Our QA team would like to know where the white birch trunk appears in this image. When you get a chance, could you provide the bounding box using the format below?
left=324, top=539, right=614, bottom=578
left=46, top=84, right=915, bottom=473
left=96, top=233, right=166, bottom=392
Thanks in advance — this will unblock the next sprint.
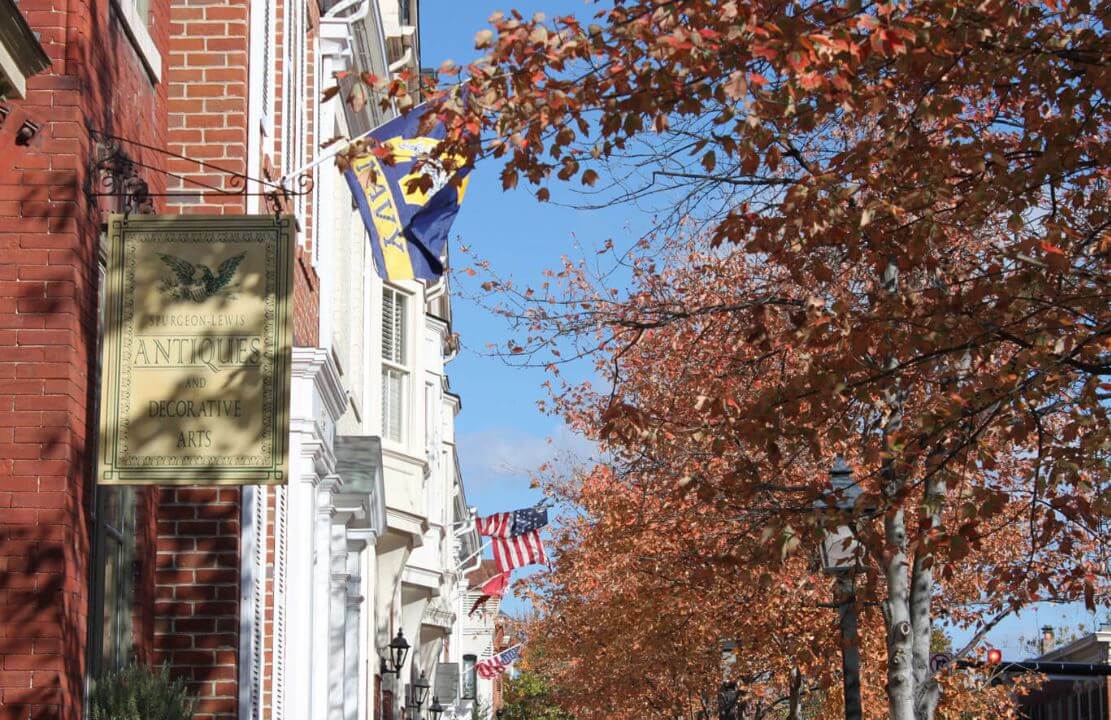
left=880, top=260, right=916, bottom=720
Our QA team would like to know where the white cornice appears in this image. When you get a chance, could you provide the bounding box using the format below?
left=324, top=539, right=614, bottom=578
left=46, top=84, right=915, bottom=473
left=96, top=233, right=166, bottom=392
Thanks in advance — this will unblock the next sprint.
left=292, top=347, right=348, bottom=423
left=386, top=508, right=426, bottom=543
left=402, top=565, right=444, bottom=594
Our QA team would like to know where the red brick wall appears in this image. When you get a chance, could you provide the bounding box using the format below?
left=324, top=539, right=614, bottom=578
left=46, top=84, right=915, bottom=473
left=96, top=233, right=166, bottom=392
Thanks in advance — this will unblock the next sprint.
left=0, top=0, right=168, bottom=716
left=2, top=0, right=326, bottom=715
left=166, top=0, right=249, bottom=215
left=293, top=247, right=320, bottom=347
left=153, top=487, right=241, bottom=720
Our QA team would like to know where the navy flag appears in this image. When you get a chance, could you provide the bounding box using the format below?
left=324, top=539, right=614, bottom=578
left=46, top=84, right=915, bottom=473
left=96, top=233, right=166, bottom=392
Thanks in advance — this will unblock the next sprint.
left=343, top=104, right=470, bottom=282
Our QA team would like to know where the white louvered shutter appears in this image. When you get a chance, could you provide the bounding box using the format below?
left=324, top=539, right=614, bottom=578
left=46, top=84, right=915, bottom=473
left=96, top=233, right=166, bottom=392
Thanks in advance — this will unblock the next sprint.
left=381, top=287, right=408, bottom=442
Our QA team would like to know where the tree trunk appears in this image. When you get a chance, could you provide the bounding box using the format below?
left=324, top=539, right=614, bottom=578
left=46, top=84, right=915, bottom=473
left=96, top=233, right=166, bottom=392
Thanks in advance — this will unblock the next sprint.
left=878, top=259, right=916, bottom=720
left=910, top=468, right=946, bottom=720
left=883, top=504, right=916, bottom=720
left=787, top=667, right=803, bottom=720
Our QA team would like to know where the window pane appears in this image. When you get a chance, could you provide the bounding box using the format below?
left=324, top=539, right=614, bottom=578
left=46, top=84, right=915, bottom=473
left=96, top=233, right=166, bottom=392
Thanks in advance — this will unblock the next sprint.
left=98, top=487, right=136, bottom=672
left=462, top=655, right=476, bottom=699
left=383, top=368, right=406, bottom=442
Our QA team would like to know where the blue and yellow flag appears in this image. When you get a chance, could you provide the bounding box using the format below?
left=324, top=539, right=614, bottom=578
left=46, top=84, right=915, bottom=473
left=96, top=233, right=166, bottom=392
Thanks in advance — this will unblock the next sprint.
left=343, top=105, right=470, bottom=282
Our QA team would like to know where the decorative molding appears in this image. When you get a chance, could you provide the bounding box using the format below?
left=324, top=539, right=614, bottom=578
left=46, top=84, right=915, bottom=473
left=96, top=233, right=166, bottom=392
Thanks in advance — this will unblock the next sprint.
left=238, top=485, right=269, bottom=720
left=292, top=347, right=348, bottom=423
left=272, top=484, right=289, bottom=720
left=421, top=597, right=455, bottom=630
left=386, top=508, right=425, bottom=541
left=401, top=565, right=443, bottom=593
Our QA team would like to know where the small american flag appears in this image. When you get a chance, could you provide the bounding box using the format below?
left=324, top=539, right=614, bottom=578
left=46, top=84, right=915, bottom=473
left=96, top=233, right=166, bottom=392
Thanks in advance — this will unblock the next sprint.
left=476, top=645, right=522, bottom=679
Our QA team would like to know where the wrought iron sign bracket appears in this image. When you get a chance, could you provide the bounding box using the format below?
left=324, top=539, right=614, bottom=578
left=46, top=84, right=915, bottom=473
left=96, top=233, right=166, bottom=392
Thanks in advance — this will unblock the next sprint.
left=85, top=123, right=314, bottom=217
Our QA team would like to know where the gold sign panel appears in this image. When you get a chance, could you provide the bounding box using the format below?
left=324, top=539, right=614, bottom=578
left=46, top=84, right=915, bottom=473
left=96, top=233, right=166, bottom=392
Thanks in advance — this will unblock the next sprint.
left=98, top=215, right=294, bottom=485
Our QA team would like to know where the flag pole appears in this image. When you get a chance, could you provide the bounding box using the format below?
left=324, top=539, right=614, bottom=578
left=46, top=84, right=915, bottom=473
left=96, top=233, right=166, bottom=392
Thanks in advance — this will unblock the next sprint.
left=277, top=99, right=434, bottom=186
left=456, top=539, right=490, bottom=572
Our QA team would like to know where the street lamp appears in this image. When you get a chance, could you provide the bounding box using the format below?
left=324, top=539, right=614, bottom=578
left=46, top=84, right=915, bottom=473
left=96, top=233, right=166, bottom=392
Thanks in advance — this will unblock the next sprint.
left=717, top=682, right=742, bottom=720
left=428, top=696, right=445, bottom=720
left=380, top=629, right=411, bottom=677
left=813, top=456, right=866, bottom=720
left=413, top=671, right=432, bottom=709
left=406, top=701, right=422, bottom=720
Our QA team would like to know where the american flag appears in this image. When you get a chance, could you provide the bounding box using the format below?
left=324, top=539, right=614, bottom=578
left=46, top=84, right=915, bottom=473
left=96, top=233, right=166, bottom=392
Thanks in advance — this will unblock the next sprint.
left=476, top=645, right=522, bottom=679
left=511, top=508, right=548, bottom=535
left=491, top=529, right=547, bottom=574
left=475, top=508, right=549, bottom=538
left=474, top=512, right=513, bottom=538
left=475, top=507, right=550, bottom=573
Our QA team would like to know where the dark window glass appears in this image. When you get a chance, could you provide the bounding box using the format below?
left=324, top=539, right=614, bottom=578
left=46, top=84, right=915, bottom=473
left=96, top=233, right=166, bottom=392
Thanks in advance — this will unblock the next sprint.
left=462, top=655, right=476, bottom=699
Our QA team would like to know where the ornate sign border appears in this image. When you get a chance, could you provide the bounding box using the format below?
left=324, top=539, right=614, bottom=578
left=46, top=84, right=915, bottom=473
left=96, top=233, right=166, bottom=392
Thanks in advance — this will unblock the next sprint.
left=97, top=214, right=294, bottom=485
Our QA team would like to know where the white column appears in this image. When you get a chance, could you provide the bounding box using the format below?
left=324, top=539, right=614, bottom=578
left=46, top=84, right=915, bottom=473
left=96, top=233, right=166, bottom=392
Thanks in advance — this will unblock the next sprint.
left=343, top=535, right=372, bottom=720
left=313, top=478, right=341, bottom=720
left=283, top=435, right=323, bottom=720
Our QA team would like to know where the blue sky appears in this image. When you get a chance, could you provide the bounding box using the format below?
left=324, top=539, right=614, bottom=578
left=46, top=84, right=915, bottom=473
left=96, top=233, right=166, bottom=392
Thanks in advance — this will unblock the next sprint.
left=419, top=0, right=1107, bottom=654
left=421, top=0, right=613, bottom=613
left=421, top=0, right=618, bottom=513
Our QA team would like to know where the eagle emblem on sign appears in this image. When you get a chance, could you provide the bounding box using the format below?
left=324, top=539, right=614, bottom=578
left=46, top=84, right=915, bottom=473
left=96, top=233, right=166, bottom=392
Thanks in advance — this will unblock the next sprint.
left=158, top=253, right=246, bottom=303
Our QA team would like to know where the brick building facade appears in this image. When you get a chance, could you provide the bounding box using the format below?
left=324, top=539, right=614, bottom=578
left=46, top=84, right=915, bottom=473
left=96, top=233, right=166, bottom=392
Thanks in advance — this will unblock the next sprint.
left=0, top=0, right=172, bottom=716
left=0, top=0, right=317, bottom=717
left=1, top=2, right=495, bottom=720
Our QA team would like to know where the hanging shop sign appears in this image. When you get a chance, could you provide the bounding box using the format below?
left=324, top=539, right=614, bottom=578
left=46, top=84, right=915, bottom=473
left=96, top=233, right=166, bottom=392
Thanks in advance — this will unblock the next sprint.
left=97, top=214, right=294, bottom=485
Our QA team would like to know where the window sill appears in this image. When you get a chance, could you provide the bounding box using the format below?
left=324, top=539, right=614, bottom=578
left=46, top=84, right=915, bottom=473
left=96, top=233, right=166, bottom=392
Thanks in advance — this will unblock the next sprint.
left=113, top=0, right=161, bottom=83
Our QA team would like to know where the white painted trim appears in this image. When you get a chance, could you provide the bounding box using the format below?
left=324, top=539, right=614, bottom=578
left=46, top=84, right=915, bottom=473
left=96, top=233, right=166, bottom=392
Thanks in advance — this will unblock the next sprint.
left=292, top=347, right=349, bottom=423
left=401, top=565, right=443, bottom=592
left=247, top=0, right=268, bottom=208
left=0, top=42, right=28, bottom=99
left=238, top=484, right=269, bottom=720
left=112, top=0, right=161, bottom=83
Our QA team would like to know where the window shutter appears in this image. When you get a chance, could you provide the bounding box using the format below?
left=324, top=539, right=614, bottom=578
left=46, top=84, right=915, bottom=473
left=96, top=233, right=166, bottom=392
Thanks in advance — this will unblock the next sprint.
left=382, top=287, right=406, bottom=365
left=381, top=287, right=408, bottom=442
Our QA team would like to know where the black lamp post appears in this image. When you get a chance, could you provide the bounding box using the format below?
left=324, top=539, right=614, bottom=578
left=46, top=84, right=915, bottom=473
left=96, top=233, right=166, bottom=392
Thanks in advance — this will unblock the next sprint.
left=413, top=671, right=432, bottom=709
left=717, top=682, right=742, bottom=720
left=428, top=696, right=445, bottom=720
left=814, top=457, right=864, bottom=720
left=380, top=629, right=411, bottom=677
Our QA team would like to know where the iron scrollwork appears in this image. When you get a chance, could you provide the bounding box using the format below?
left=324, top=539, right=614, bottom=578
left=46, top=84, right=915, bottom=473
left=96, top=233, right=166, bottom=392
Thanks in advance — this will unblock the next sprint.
left=86, top=123, right=315, bottom=217
left=87, top=130, right=155, bottom=216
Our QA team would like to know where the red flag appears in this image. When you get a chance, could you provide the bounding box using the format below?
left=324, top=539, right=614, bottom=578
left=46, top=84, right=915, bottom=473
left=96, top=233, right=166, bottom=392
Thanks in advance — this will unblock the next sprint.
left=468, top=572, right=510, bottom=617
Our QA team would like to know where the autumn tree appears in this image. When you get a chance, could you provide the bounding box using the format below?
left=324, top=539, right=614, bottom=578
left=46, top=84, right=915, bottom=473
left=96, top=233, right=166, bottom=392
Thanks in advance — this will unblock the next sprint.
left=523, top=435, right=1031, bottom=720
left=340, top=0, right=1109, bottom=718
left=499, top=669, right=573, bottom=720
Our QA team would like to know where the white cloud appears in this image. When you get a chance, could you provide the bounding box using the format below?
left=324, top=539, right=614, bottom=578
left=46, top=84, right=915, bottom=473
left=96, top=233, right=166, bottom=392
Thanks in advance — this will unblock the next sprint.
left=457, top=422, right=595, bottom=489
